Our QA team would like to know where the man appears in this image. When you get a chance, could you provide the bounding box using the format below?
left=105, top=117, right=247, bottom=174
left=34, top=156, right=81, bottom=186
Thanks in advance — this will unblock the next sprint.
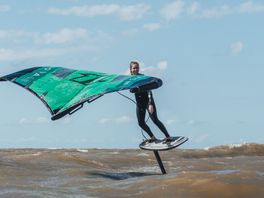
left=129, top=61, right=173, bottom=143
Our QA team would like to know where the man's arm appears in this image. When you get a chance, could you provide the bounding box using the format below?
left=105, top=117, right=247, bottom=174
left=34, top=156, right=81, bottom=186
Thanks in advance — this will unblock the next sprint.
left=148, top=91, right=155, bottom=114
left=148, top=91, right=153, bottom=105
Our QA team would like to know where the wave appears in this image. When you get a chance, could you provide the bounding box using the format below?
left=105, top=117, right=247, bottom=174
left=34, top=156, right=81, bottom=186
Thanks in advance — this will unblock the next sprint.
left=178, top=143, right=264, bottom=158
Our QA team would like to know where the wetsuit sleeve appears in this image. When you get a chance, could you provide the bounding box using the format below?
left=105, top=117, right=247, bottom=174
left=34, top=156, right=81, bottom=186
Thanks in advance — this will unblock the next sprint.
left=148, top=91, right=153, bottom=105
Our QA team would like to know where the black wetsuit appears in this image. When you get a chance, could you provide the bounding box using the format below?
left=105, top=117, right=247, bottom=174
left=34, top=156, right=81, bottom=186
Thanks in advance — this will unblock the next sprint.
left=134, top=75, right=170, bottom=138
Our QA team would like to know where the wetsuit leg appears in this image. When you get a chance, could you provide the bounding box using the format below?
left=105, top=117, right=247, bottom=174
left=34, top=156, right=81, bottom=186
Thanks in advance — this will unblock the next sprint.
left=136, top=106, right=154, bottom=138
left=148, top=102, right=170, bottom=138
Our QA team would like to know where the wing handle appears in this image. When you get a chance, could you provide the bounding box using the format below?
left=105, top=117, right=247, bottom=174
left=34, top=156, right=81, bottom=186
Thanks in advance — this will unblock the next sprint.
left=69, top=104, right=84, bottom=115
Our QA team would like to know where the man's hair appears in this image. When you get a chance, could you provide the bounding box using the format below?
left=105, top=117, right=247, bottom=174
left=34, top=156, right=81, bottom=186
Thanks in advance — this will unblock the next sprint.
left=130, top=61, right=139, bottom=70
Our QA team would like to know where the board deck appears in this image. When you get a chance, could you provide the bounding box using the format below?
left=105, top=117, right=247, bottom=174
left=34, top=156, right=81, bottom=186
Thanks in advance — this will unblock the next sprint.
left=139, top=136, right=188, bottom=151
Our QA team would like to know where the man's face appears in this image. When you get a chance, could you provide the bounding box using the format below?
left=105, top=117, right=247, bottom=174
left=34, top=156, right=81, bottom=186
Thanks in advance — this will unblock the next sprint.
left=130, top=64, right=139, bottom=75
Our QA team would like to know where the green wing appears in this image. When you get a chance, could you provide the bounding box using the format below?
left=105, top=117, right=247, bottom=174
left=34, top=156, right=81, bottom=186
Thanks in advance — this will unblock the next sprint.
left=0, top=66, right=162, bottom=120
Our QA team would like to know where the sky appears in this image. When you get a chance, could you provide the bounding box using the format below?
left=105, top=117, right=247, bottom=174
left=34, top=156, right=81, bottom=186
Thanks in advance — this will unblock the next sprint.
left=0, top=0, right=264, bottom=149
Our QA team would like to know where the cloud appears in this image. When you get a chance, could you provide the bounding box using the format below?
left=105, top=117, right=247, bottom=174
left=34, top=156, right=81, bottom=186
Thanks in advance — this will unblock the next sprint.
left=0, top=29, right=37, bottom=42
left=239, top=1, right=264, bottom=13
left=36, top=117, right=50, bottom=124
left=0, top=28, right=89, bottom=45
left=187, top=2, right=200, bottom=15
left=0, top=47, right=69, bottom=61
left=18, top=116, right=71, bottom=125
left=200, top=5, right=232, bottom=18
left=204, top=1, right=264, bottom=17
left=99, top=115, right=132, bottom=124
left=157, top=61, right=168, bottom=70
left=36, top=28, right=88, bottom=44
left=0, top=48, right=14, bottom=60
left=165, top=118, right=204, bottom=126
left=116, top=116, right=132, bottom=124
left=48, top=4, right=119, bottom=16
left=48, top=3, right=150, bottom=21
left=160, top=1, right=264, bottom=20
left=0, top=28, right=112, bottom=61
left=195, top=133, right=209, bottom=143
left=160, top=0, right=185, bottom=20
left=161, top=1, right=232, bottom=19
left=19, top=116, right=50, bottom=125
left=141, top=61, right=168, bottom=77
left=230, top=41, right=243, bottom=54
left=117, top=4, right=150, bottom=21
left=0, top=5, right=10, bottom=12
left=143, top=23, right=161, bottom=31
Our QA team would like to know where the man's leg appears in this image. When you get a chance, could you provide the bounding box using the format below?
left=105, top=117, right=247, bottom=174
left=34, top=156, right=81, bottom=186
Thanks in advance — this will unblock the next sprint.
left=136, top=106, right=155, bottom=138
left=148, top=103, right=170, bottom=138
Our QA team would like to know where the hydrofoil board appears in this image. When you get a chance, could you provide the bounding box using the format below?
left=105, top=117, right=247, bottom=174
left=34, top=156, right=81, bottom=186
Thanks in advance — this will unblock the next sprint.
left=139, top=136, right=188, bottom=151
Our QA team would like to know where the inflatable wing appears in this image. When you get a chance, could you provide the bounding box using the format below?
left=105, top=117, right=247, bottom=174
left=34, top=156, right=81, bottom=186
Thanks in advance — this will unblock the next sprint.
left=0, top=67, right=162, bottom=120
